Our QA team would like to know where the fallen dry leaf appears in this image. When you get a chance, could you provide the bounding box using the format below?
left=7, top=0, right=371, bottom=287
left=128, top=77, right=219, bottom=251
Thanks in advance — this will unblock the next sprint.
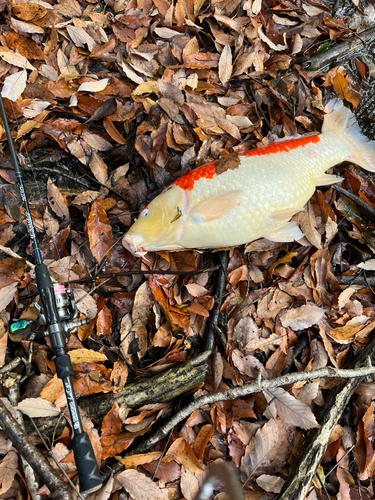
left=265, top=387, right=319, bottom=430
left=47, top=178, right=69, bottom=219
left=86, top=201, right=116, bottom=263
left=116, top=469, right=164, bottom=500
left=16, top=397, right=60, bottom=418
left=281, top=304, right=326, bottom=330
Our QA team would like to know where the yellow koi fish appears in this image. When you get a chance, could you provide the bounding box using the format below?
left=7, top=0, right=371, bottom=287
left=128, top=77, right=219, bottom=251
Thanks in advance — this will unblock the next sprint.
left=123, top=100, right=375, bottom=257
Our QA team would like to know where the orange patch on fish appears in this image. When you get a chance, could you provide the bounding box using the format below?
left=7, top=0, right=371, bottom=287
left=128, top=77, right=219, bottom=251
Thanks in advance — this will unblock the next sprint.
left=240, top=135, right=320, bottom=158
left=173, top=162, right=216, bottom=190
left=173, top=136, right=320, bottom=191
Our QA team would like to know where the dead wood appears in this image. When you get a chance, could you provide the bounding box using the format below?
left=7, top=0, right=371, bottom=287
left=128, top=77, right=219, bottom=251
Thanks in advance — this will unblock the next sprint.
left=338, top=275, right=375, bottom=287
left=25, top=351, right=210, bottom=438
left=204, top=251, right=228, bottom=352
left=333, top=185, right=375, bottom=223
left=276, top=336, right=375, bottom=500
left=0, top=400, right=72, bottom=500
left=133, top=362, right=375, bottom=455
left=302, top=25, right=375, bottom=71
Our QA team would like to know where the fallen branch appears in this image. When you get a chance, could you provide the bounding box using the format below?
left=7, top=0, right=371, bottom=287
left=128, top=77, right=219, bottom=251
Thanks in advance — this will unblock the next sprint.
left=133, top=361, right=375, bottom=454
left=333, top=185, right=375, bottom=223
left=338, top=275, right=375, bottom=287
left=0, top=244, right=35, bottom=270
left=0, top=400, right=72, bottom=500
left=25, top=351, right=211, bottom=438
left=276, top=338, right=375, bottom=500
left=204, top=251, right=228, bottom=352
left=302, top=25, right=375, bottom=71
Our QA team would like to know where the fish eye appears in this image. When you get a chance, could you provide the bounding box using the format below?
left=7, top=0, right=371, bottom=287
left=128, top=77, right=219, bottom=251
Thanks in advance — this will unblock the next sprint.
left=170, top=207, right=182, bottom=223
left=139, top=208, right=148, bottom=218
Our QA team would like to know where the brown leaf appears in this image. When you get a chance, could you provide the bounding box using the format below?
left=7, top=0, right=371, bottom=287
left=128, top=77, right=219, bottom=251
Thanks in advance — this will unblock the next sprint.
left=163, top=437, right=204, bottom=473
left=142, top=460, right=181, bottom=482
left=103, top=116, right=127, bottom=145
left=86, top=201, right=115, bottom=263
left=47, top=178, right=69, bottom=219
left=298, top=202, right=321, bottom=248
left=192, top=424, right=214, bottom=461
left=11, top=17, right=44, bottom=34
left=40, top=376, right=63, bottom=402
left=280, top=304, right=326, bottom=330
left=0, top=283, right=18, bottom=315
left=328, top=324, right=362, bottom=343
left=332, top=72, right=361, bottom=108
left=184, top=52, right=220, bottom=69
left=115, top=451, right=162, bottom=469
left=0, top=319, right=7, bottom=367
left=89, top=153, right=108, bottom=185
left=240, top=418, right=295, bottom=477
left=116, top=469, right=164, bottom=500
left=186, top=301, right=210, bottom=317
left=85, top=97, right=117, bottom=123
left=111, top=361, right=128, bottom=392
left=180, top=466, right=200, bottom=500
left=12, top=3, right=46, bottom=21
left=72, top=190, right=100, bottom=206
left=218, top=44, right=232, bottom=85
left=132, top=281, right=153, bottom=329
left=185, top=283, right=209, bottom=297
left=69, top=348, right=107, bottom=365
left=97, top=303, right=112, bottom=336
left=0, top=451, right=18, bottom=497
left=264, top=387, right=319, bottom=430
left=16, top=398, right=60, bottom=418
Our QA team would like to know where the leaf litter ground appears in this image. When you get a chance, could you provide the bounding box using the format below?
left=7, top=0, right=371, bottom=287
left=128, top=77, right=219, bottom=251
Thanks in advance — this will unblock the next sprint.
left=0, top=0, right=375, bottom=499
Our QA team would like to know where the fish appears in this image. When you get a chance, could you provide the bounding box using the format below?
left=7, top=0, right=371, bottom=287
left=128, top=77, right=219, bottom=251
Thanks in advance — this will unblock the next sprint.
left=123, top=99, right=375, bottom=257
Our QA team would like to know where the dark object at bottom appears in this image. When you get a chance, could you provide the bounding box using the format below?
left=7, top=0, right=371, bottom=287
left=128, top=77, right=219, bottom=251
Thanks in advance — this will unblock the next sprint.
left=355, top=79, right=375, bottom=140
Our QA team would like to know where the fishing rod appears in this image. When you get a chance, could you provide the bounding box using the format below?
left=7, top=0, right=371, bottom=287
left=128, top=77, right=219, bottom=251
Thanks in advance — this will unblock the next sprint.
left=0, top=94, right=102, bottom=494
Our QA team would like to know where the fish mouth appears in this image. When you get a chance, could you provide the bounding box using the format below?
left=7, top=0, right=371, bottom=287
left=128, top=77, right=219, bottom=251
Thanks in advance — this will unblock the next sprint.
left=122, top=234, right=147, bottom=257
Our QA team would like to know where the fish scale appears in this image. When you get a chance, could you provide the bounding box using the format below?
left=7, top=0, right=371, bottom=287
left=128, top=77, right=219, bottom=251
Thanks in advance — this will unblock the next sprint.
left=179, top=133, right=349, bottom=249
left=123, top=100, right=375, bottom=257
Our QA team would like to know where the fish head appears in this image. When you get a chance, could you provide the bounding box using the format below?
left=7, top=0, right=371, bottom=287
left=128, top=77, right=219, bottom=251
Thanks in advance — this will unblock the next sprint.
left=123, top=186, right=188, bottom=256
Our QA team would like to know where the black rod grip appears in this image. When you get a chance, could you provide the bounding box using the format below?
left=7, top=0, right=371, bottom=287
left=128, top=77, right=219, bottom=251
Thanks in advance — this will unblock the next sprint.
left=72, top=433, right=102, bottom=494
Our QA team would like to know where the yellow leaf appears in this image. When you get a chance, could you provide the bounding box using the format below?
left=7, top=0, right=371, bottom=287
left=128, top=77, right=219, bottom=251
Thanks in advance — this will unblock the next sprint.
left=115, top=452, right=162, bottom=469
left=69, top=348, right=107, bottom=365
left=132, top=80, right=159, bottom=96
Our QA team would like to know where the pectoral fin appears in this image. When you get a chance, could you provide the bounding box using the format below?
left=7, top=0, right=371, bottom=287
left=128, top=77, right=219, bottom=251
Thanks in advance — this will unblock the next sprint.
left=270, top=207, right=304, bottom=221
left=266, top=221, right=304, bottom=242
left=316, top=174, right=343, bottom=186
left=189, top=190, right=242, bottom=224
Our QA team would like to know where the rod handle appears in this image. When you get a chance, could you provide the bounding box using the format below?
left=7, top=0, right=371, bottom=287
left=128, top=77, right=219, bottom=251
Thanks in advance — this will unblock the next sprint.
left=72, top=432, right=102, bottom=494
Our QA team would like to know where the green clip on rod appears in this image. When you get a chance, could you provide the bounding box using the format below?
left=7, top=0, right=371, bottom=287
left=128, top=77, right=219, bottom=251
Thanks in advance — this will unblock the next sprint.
left=0, top=94, right=102, bottom=494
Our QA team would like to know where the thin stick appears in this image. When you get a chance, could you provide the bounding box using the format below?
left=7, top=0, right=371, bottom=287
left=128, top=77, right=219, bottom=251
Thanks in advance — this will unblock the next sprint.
left=134, top=363, right=375, bottom=453
left=0, top=244, right=35, bottom=270
left=0, top=400, right=72, bottom=500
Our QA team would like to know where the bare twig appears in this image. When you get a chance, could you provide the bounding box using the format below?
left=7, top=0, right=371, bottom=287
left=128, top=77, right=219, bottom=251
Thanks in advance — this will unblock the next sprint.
left=134, top=362, right=375, bottom=453
left=7, top=383, right=42, bottom=500
left=0, top=244, right=35, bottom=270
left=0, top=357, right=21, bottom=376
left=338, top=275, right=375, bottom=287
left=333, top=185, right=375, bottom=223
left=204, top=251, right=228, bottom=352
left=301, top=24, right=375, bottom=71
left=276, top=342, right=375, bottom=500
left=0, top=401, right=71, bottom=500
left=67, top=266, right=221, bottom=285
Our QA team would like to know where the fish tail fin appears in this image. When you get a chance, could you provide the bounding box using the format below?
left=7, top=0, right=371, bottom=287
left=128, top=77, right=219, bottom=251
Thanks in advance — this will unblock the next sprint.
left=322, top=99, right=375, bottom=172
